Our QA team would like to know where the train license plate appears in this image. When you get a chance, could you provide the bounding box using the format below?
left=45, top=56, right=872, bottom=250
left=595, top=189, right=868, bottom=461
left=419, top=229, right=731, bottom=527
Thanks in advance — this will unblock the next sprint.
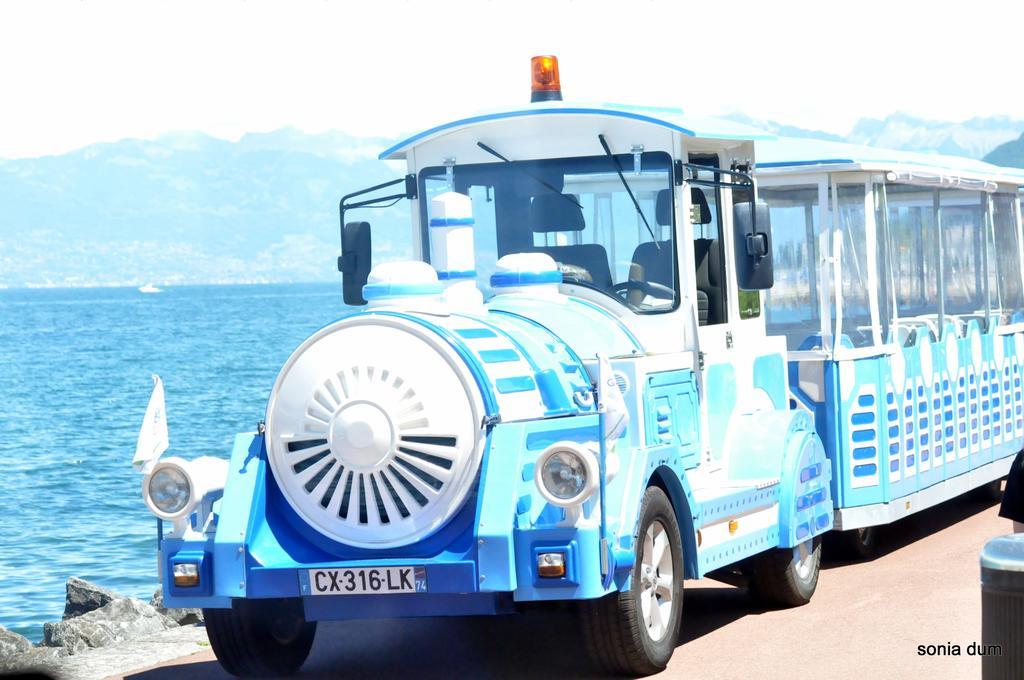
left=307, top=566, right=427, bottom=595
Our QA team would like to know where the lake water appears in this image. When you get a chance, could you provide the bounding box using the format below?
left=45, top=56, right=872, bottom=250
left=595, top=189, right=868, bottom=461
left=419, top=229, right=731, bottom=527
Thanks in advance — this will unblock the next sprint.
left=0, top=283, right=346, bottom=641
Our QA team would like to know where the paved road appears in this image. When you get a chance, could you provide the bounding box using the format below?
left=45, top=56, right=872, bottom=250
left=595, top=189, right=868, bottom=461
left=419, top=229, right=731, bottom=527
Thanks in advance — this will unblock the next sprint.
left=122, top=491, right=1010, bottom=680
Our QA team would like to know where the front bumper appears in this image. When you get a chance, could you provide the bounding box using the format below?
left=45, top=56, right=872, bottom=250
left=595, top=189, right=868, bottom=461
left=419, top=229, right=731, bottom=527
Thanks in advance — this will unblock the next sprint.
left=160, top=428, right=614, bottom=616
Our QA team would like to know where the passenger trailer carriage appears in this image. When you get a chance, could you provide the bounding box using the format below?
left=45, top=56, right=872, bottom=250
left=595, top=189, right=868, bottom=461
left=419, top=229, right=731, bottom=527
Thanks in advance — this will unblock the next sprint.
left=133, top=57, right=1021, bottom=676
left=756, top=138, right=1024, bottom=555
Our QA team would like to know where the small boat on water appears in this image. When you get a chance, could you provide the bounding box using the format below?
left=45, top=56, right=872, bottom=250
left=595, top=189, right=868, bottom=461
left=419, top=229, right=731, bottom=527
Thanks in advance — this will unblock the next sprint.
left=138, top=283, right=162, bottom=294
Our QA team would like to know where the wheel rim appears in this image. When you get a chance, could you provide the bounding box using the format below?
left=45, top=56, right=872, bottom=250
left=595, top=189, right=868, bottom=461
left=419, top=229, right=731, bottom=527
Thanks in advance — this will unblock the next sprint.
left=793, top=539, right=816, bottom=582
left=638, top=519, right=674, bottom=642
left=269, top=614, right=304, bottom=644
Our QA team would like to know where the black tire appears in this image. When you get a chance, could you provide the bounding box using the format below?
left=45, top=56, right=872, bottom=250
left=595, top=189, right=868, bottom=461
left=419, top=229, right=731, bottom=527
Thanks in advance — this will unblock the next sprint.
left=749, top=535, right=821, bottom=608
left=204, top=598, right=317, bottom=677
left=581, top=486, right=684, bottom=676
left=827, top=526, right=879, bottom=561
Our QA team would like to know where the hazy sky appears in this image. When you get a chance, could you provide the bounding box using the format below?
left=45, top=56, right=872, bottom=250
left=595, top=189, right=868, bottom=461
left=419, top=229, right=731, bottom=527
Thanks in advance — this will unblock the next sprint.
left=1, top=0, right=1022, bottom=158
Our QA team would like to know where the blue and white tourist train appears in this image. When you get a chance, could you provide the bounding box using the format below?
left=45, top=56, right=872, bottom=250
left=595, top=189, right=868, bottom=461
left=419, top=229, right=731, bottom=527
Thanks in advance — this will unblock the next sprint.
left=133, top=57, right=1024, bottom=676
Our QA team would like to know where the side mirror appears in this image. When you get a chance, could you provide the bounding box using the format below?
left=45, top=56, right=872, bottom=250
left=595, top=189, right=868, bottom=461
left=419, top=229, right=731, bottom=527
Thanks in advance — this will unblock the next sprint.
left=732, top=200, right=773, bottom=290
left=338, top=221, right=371, bottom=305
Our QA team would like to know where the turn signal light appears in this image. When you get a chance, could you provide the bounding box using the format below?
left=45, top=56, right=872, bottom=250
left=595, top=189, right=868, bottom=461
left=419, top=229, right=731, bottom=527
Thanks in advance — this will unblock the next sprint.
left=173, top=562, right=200, bottom=587
left=531, top=55, right=562, bottom=103
left=537, top=552, right=566, bottom=578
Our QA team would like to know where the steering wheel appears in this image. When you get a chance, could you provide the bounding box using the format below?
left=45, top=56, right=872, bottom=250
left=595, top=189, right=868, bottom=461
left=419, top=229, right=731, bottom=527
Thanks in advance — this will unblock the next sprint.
left=611, top=279, right=675, bottom=302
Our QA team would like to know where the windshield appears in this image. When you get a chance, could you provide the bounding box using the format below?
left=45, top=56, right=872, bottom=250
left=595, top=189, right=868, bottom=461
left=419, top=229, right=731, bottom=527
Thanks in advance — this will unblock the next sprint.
left=419, top=151, right=677, bottom=312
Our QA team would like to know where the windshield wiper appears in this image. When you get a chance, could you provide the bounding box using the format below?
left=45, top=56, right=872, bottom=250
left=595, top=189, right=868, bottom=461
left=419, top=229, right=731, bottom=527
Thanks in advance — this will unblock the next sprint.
left=597, top=134, right=659, bottom=250
left=476, top=141, right=582, bottom=210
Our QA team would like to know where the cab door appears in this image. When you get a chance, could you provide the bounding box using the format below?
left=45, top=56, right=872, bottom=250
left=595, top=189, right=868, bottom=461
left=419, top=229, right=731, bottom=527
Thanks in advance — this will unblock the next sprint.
left=688, top=154, right=785, bottom=472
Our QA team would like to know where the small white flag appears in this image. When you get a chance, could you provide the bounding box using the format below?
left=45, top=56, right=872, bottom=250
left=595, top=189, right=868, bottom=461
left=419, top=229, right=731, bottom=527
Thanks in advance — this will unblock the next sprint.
left=597, top=354, right=629, bottom=443
left=133, top=375, right=169, bottom=472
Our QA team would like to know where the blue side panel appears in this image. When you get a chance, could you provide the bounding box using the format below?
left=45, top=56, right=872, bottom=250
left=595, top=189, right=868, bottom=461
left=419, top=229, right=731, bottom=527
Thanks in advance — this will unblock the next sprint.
left=974, top=327, right=991, bottom=466
left=922, top=335, right=949, bottom=489
left=753, top=353, right=788, bottom=410
left=162, top=433, right=262, bottom=609
left=694, top=409, right=831, bottom=571
left=475, top=428, right=522, bottom=592
left=840, top=357, right=884, bottom=506
left=1005, top=335, right=1024, bottom=451
left=214, top=434, right=265, bottom=602
left=787, top=351, right=844, bottom=507
left=704, top=364, right=737, bottom=463
left=797, top=321, right=1024, bottom=516
left=825, top=362, right=844, bottom=507
left=777, top=428, right=834, bottom=548
left=643, top=370, right=701, bottom=469
left=699, top=527, right=780, bottom=574
left=879, top=350, right=914, bottom=502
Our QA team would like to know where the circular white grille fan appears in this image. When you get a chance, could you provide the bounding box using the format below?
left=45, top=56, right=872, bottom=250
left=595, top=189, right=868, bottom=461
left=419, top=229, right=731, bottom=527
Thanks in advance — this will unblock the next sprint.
left=266, top=316, right=484, bottom=549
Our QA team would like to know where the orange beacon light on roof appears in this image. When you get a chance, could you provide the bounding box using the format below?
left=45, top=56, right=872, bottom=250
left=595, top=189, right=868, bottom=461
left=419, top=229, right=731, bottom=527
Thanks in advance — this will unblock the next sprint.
left=530, top=55, right=562, bottom=103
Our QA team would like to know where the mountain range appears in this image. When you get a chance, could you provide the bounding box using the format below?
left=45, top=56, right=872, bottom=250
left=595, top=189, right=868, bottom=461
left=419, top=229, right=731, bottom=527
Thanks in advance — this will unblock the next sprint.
left=723, top=112, right=1024, bottom=159
left=984, top=133, right=1024, bottom=167
left=2, top=113, right=1023, bottom=289
left=0, top=128, right=410, bottom=288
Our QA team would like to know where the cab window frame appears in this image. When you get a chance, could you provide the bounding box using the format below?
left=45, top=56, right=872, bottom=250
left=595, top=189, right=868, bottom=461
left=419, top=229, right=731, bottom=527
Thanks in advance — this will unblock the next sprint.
left=417, top=151, right=681, bottom=315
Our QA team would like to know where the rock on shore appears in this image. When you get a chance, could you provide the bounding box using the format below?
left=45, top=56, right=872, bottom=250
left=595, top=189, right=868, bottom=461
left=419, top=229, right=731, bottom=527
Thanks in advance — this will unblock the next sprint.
left=1, top=577, right=210, bottom=679
left=0, top=625, right=32, bottom=659
left=43, top=597, right=176, bottom=654
left=62, top=576, right=121, bottom=619
left=151, top=585, right=204, bottom=626
left=6, top=625, right=209, bottom=680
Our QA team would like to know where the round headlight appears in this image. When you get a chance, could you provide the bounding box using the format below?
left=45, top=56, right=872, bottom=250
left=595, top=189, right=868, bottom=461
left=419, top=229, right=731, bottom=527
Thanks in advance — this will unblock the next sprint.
left=145, top=462, right=192, bottom=517
left=534, top=442, right=599, bottom=507
left=542, top=451, right=588, bottom=499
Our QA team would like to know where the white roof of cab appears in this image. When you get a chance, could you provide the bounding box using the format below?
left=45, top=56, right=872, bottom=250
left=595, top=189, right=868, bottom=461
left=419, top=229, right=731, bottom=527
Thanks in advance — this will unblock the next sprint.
left=379, top=101, right=776, bottom=160
left=757, top=136, right=1024, bottom=187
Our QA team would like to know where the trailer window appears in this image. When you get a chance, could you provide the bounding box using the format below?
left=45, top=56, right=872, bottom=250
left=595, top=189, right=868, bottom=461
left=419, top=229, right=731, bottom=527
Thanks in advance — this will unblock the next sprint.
left=885, top=184, right=940, bottom=332
left=938, top=189, right=985, bottom=319
left=835, top=183, right=874, bottom=347
left=762, top=185, right=821, bottom=349
left=874, top=184, right=1024, bottom=338
left=992, top=192, right=1024, bottom=320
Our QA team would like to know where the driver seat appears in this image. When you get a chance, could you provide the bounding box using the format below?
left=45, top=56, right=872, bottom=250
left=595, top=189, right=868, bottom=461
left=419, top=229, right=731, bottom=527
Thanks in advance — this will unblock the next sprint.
left=627, top=189, right=676, bottom=302
left=628, top=189, right=710, bottom=324
left=528, top=194, right=613, bottom=290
